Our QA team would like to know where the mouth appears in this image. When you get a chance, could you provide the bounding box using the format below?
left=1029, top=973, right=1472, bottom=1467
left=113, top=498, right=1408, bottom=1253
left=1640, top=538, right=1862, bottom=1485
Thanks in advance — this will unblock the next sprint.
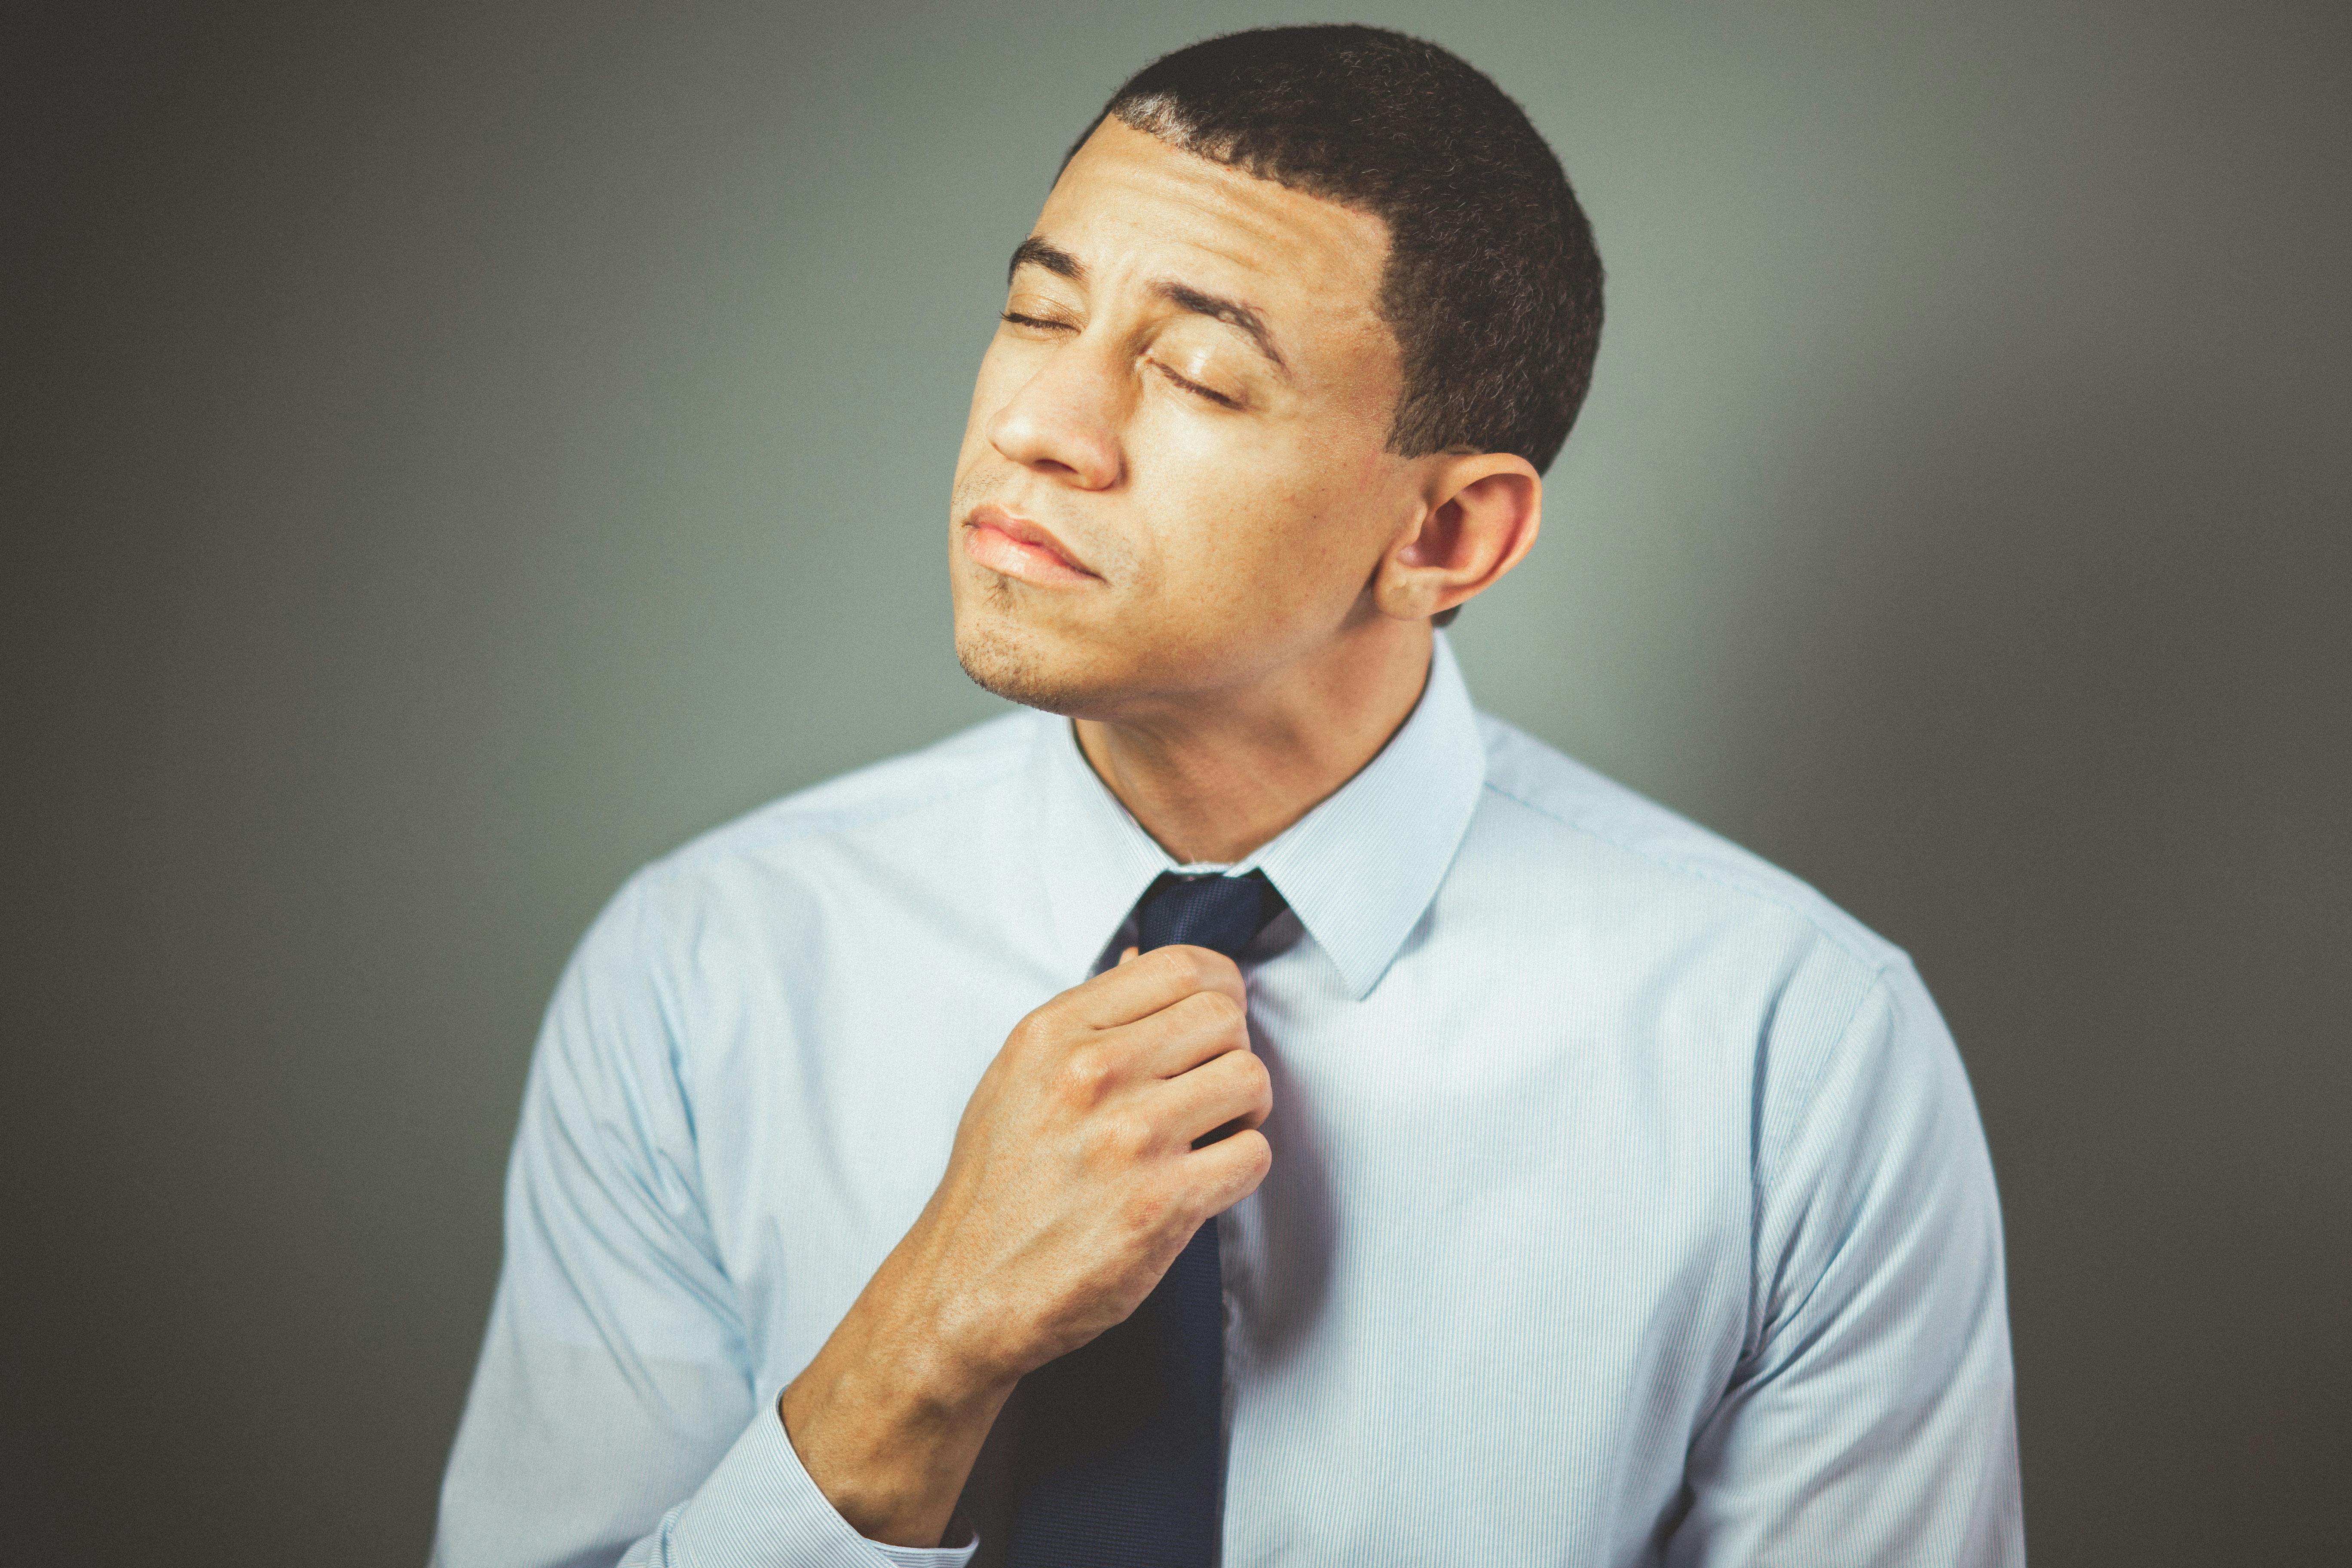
left=960, top=504, right=1102, bottom=587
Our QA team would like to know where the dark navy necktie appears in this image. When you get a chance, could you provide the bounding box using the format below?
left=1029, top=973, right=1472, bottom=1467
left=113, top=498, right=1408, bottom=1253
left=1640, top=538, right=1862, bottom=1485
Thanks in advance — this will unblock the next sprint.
left=976, top=871, right=1284, bottom=1567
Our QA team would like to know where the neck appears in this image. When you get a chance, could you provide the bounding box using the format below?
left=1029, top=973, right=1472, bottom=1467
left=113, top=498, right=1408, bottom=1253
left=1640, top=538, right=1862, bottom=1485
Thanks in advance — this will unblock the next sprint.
left=1074, top=621, right=1435, bottom=866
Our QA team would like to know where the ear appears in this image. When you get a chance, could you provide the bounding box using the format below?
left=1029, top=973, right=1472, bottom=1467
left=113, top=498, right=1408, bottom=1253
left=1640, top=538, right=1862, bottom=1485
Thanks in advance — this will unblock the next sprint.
left=1370, top=453, right=1543, bottom=623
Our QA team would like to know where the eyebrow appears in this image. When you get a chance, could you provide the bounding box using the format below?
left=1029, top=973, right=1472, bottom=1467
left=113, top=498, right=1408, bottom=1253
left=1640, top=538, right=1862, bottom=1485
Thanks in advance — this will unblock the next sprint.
left=1008, top=234, right=1083, bottom=284
left=1151, top=281, right=1288, bottom=374
left=1007, top=233, right=1291, bottom=376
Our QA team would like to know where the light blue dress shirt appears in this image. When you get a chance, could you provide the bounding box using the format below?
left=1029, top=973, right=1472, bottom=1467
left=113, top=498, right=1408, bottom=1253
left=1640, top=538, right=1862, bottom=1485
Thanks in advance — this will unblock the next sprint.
left=434, top=634, right=2023, bottom=1566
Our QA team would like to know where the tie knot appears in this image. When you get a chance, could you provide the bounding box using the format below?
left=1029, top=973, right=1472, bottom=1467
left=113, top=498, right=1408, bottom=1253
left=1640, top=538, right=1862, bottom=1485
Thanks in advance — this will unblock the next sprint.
left=1134, top=870, right=1285, bottom=961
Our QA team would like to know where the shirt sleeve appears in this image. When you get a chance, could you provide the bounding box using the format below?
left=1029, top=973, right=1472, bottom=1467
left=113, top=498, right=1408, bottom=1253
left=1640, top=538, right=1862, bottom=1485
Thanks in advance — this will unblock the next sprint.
left=430, top=873, right=982, bottom=1568
left=1665, top=959, right=2025, bottom=1567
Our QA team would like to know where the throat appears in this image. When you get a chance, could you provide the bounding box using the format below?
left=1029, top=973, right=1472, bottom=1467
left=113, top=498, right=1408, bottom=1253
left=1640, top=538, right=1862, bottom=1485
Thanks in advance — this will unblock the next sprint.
left=1070, top=634, right=1432, bottom=865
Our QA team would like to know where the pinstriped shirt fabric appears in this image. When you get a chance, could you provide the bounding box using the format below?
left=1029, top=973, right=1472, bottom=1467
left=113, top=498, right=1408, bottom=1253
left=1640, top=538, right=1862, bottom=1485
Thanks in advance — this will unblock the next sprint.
left=432, top=633, right=2024, bottom=1567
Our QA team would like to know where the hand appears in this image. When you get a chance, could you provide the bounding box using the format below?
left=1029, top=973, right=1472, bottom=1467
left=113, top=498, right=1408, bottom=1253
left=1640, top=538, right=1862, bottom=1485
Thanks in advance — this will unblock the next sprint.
left=915, top=942, right=1273, bottom=1381
left=778, top=944, right=1272, bottom=1547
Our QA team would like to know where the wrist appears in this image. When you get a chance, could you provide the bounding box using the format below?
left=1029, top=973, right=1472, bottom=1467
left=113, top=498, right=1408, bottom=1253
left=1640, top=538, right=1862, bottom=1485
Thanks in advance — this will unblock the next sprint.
left=779, top=1294, right=1015, bottom=1547
left=790, top=1308, right=1009, bottom=1443
left=789, top=1237, right=1017, bottom=1439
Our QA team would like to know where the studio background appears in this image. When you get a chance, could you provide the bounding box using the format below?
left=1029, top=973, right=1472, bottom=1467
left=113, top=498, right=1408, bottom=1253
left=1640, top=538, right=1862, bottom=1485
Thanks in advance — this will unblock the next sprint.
left=8, top=1, right=2346, bottom=1562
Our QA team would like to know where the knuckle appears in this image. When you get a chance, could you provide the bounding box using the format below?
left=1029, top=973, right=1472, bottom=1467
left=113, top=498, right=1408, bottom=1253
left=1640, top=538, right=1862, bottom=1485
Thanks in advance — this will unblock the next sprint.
left=1163, top=987, right=1242, bottom=1042
left=1165, top=945, right=1219, bottom=989
left=1054, top=1044, right=1114, bottom=1103
left=1239, top=1050, right=1271, bottom=1099
left=1196, top=988, right=1246, bottom=1031
left=1115, top=1187, right=1178, bottom=1257
left=1086, top=1111, right=1155, bottom=1167
left=1115, top=1113, right=1158, bottom=1161
left=1122, top=1181, right=1172, bottom=1234
left=1008, top=1006, right=1057, bottom=1055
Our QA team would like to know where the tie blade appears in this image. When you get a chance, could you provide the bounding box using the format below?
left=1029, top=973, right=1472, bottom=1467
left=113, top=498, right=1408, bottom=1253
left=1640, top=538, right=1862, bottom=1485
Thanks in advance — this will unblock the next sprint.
left=1001, top=1224, right=1226, bottom=1566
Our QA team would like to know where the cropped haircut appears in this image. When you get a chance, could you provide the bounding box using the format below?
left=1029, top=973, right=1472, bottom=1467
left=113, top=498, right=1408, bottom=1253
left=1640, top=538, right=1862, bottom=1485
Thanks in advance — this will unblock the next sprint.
left=1072, top=24, right=1605, bottom=479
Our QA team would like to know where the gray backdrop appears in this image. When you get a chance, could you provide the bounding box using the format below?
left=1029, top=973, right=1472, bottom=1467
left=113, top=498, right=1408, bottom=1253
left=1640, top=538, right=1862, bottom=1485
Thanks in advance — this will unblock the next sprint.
left=9, top=1, right=2347, bottom=1562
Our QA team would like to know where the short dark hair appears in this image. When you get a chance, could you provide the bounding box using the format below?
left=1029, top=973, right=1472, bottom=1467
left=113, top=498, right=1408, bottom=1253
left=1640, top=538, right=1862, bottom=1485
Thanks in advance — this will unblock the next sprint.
left=1072, top=24, right=1605, bottom=477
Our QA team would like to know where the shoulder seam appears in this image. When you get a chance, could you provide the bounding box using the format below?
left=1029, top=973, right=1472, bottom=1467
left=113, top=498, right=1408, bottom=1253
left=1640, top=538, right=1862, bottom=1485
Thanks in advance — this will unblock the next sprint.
left=647, top=727, right=1038, bottom=880
left=1740, top=966, right=1899, bottom=1366
left=1755, top=965, right=1894, bottom=1198
left=1476, top=775, right=1895, bottom=973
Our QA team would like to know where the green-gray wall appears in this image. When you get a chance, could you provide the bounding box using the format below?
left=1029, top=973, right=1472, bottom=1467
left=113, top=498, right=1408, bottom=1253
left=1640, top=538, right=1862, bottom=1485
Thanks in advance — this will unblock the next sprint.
left=10, top=2, right=2347, bottom=1561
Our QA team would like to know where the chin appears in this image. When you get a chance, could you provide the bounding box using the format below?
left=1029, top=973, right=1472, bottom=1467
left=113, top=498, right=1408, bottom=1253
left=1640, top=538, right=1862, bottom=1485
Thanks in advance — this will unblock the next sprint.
left=954, top=614, right=1103, bottom=717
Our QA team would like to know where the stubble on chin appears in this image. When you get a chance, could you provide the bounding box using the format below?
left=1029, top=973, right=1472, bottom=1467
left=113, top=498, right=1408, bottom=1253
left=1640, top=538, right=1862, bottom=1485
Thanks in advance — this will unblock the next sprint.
left=954, top=577, right=1092, bottom=717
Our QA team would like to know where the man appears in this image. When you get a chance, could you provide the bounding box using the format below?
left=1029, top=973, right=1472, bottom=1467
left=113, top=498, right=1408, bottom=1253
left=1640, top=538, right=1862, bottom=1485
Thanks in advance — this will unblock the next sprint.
left=435, top=24, right=2023, bottom=1567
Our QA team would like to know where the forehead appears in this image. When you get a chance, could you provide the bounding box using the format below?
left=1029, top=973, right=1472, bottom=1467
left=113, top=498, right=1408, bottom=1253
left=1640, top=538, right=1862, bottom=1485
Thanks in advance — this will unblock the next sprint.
left=1032, top=118, right=1395, bottom=353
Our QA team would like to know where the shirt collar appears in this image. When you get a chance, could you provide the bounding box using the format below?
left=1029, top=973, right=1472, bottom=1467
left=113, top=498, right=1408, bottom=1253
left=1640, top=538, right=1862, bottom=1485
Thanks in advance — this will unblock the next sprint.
left=1029, top=632, right=1488, bottom=1000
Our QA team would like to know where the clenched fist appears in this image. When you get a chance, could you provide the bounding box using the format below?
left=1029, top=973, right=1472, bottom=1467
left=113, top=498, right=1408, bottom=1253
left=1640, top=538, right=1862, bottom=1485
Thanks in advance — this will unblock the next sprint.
left=778, top=944, right=1274, bottom=1548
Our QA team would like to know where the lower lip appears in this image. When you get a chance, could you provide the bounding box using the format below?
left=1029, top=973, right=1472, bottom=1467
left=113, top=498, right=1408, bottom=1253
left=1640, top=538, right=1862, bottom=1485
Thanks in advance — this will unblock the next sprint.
left=962, top=522, right=1099, bottom=586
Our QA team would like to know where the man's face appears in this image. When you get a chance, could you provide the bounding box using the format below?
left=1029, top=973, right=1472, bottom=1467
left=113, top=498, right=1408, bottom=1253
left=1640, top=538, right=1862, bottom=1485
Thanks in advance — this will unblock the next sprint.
left=949, top=118, right=1424, bottom=718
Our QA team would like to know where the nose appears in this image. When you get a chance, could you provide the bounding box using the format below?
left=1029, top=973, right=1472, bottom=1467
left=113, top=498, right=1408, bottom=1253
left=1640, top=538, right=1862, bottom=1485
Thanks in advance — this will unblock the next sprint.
left=986, top=343, right=1125, bottom=491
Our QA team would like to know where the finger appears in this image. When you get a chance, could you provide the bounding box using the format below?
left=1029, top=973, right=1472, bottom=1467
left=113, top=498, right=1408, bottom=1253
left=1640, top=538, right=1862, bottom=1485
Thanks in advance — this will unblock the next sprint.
left=1117, top=946, right=1139, bottom=966
left=1181, top=1126, right=1274, bottom=1214
left=1062, top=943, right=1244, bottom=1030
left=1146, top=1043, right=1272, bottom=1146
left=1099, top=986, right=1252, bottom=1080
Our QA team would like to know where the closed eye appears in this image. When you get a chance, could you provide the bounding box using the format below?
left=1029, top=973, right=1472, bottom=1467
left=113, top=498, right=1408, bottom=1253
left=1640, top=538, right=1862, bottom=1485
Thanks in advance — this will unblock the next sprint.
left=1151, top=361, right=1243, bottom=410
left=1000, top=310, right=1074, bottom=332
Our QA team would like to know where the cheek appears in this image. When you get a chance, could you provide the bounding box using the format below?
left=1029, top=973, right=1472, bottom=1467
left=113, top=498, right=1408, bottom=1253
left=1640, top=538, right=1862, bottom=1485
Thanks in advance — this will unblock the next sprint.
left=1140, top=423, right=1380, bottom=620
